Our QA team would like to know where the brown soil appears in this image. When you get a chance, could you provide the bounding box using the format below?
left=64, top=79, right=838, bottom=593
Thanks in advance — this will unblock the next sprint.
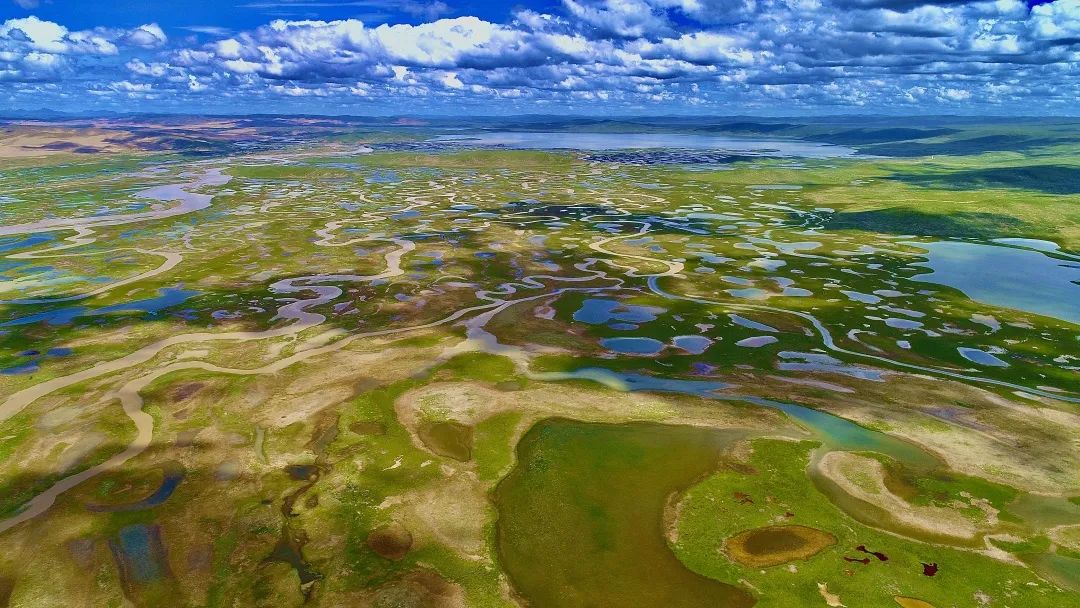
left=417, top=421, right=474, bottom=461
left=349, top=420, right=387, bottom=436
left=724, top=524, right=836, bottom=568
left=369, top=568, right=466, bottom=608
left=367, top=522, right=414, bottom=561
left=171, top=382, right=204, bottom=402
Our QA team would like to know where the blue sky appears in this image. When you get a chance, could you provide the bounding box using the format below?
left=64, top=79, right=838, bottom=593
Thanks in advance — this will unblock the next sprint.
left=1, top=0, right=1078, bottom=115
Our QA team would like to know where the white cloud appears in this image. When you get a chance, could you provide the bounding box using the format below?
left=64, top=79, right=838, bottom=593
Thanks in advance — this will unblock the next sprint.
left=6, top=0, right=1080, bottom=112
left=0, top=16, right=165, bottom=81
left=1030, top=0, right=1080, bottom=41
left=215, top=38, right=243, bottom=59
left=636, top=31, right=758, bottom=64
left=110, top=80, right=152, bottom=92
left=269, top=83, right=329, bottom=96
left=22, top=51, right=60, bottom=69
left=440, top=71, right=464, bottom=89
left=125, top=23, right=167, bottom=48
left=845, top=6, right=964, bottom=37
left=182, top=25, right=233, bottom=36
left=1, top=16, right=69, bottom=53
left=563, top=0, right=669, bottom=38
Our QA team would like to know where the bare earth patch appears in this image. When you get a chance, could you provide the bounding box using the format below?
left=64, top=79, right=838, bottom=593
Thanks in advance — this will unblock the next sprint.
left=724, top=524, right=837, bottom=568
left=817, top=451, right=979, bottom=540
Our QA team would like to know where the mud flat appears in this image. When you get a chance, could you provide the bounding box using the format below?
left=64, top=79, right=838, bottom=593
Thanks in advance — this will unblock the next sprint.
left=724, top=525, right=836, bottom=568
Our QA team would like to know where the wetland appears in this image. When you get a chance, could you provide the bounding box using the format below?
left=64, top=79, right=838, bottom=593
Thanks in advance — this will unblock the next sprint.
left=0, top=116, right=1077, bottom=607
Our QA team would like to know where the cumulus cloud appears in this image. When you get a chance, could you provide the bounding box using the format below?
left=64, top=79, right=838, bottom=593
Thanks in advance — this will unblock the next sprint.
left=1030, top=0, right=1080, bottom=41
left=652, top=0, right=763, bottom=25
left=828, top=0, right=973, bottom=8
left=6, top=0, right=1080, bottom=112
left=175, top=16, right=599, bottom=81
left=843, top=6, right=965, bottom=37
left=0, top=16, right=171, bottom=81
left=2, top=16, right=79, bottom=54
left=124, top=23, right=167, bottom=48
left=563, top=0, right=671, bottom=38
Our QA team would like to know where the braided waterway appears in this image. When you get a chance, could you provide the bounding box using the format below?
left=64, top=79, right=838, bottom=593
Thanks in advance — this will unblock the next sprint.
left=0, top=147, right=1075, bottom=572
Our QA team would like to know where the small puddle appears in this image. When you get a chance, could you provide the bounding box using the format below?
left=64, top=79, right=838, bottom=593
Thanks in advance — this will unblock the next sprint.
left=672, top=335, right=713, bottom=355
left=108, top=523, right=172, bottom=599
left=87, top=462, right=185, bottom=512
left=957, top=347, right=1009, bottom=368
left=417, top=420, right=473, bottom=461
left=600, top=336, right=665, bottom=355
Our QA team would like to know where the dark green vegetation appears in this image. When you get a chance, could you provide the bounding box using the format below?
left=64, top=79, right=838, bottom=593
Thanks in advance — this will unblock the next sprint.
left=891, top=164, right=1080, bottom=195
left=825, top=208, right=1031, bottom=240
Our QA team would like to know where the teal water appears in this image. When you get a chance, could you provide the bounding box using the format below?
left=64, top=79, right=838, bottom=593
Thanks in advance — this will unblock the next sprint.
left=533, top=367, right=936, bottom=468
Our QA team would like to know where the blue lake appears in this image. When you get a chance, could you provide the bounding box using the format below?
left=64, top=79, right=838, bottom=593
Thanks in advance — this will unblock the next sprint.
left=365, top=170, right=400, bottom=184
left=574, top=298, right=664, bottom=326
left=957, top=347, right=1009, bottom=367
left=672, top=335, right=713, bottom=354
left=1, top=361, right=39, bottom=375
left=909, top=241, right=1080, bottom=326
left=1, top=287, right=199, bottom=327
left=89, top=466, right=184, bottom=512
left=600, top=337, right=665, bottom=355
left=729, top=314, right=778, bottom=333
left=0, top=233, right=54, bottom=253
left=432, top=132, right=856, bottom=157
left=109, top=524, right=169, bottom=583
left=97, top=287, right=199, bottom=315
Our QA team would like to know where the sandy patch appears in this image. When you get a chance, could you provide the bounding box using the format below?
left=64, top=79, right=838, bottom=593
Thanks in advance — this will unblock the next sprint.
left=817, top=451, right=979, bottom=540
left=394, top=380, right=792, bottom=461
left=397, top=471, right=490, bottom=560
left=817, top=582, right=844, bottom=607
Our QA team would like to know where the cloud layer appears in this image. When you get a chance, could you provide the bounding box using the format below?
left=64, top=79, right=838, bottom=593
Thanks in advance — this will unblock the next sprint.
left=3, top=0, right=1079, bottom=113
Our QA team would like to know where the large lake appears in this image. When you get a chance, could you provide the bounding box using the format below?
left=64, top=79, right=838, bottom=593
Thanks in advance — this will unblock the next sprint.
left=909, top=240, right=1080, bottom=326
left=432, top=131, right=856, bottom=157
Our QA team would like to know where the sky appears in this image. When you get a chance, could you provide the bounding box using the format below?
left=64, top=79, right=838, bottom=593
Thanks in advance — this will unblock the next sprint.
left=0, top=0, right=1078, bottom=115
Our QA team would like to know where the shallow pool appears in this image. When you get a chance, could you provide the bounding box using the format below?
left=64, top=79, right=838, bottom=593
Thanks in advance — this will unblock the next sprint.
left=600, top=336, right=665, bottom=355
